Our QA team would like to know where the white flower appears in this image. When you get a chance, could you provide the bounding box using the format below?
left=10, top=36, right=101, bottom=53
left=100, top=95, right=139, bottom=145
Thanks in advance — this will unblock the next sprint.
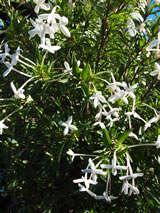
left=3, top=62, right=14, bottom=77
left=102, top=105, right=120, bottom=119
left=39, top=38, right=61, bottom=54
left=73, top=174, right=97, bottom=189
left=58, top=16, right=71, bottom=37
left=155, top=135, right=160, bottom=148
left=128, top=183, right=140, bottom=195
left=95, top=172, right=118, bottom=203
left=119, top=173, right=143, bottom=181
left=82, top=158, right=106, bottom=182
left=121, top=181, right=129, bottom=195
left=137, top=22, right=146, bottom=34
left=29, top=17, right=55, bottom=44
left=78, top=183, right=96, bottom=198
left=0, top=120, right=8, bottom=135
left=93, top=121, right=105, bottom=129
left=10, top=77, right=33, bottom=99
left=138, top=0, right=147, bottom=12
left=10, top=46, right=21, bottom=65
left=121, top=153, right=142, bottom=196
left=101, top=150, right=127, bottom=176
left=10, top=82, right=25, bottom=99
left=90, top=91, right=107, bottom=108
left=106, top=72, right=124, bottom=91
left=146, top=31, right=160, bottom=56
left=129, top=132, right=139, bottom=140
left=64, top=60, right=81, bottom=76
left=107, top=117, right=119, bottom=128
left=130, top=12, right=144, bottom=22
left=150, top=63, right=160, bottom=80
left=108, top=88, right=128, bottom=104
left=33, top=0, right=50, bottom=14
left=28, top=18, right=44, bottom=39
left=59, top=116, right=77, bottom=136
left=40, top=6, right=60, bottom=25
left=64, top=61, right=72, bottom=74
left=127, top=18, right=138, bottom=37
left=144, top=116, right=159, bottom=131
left=0, top=43, right=10, bottom=63
left=66, top=149, right=76, bottom=161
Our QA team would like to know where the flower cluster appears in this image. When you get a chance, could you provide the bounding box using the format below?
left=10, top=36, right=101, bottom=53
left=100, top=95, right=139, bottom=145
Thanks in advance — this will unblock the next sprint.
left=29, top=4, right=70, bottom=54
left=0, top=0, right=160, bottom=208
left=70, top=150, right=144, bottom=202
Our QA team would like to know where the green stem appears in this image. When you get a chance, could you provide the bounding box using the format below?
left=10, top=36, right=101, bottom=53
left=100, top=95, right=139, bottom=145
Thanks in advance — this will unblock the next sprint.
left=3, top=106, right=23, bottom=121
left=129, top=143, right=156, bottom=148
left=13, top=68, right=32, bottom=77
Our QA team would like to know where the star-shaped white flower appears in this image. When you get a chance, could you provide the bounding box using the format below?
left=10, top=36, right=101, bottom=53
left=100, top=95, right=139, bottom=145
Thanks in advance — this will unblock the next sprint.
left=82, top=158, right=106, bottom=182
left=10, top=82, right=25, bottom=99
left=108, top=87, right=128, bottom=104
left=73, top=174, right=97, bottom=189
left=66, top=149, right=76, bottom=161
left=90, top=91, right=107, bottom=108
left=59, top=116, right=77, bottom=136
left=10, top=77, right=33, bottom=99
left=33, top=0, right=50, bottom=14
left=101, top=150, right=127, bottom=176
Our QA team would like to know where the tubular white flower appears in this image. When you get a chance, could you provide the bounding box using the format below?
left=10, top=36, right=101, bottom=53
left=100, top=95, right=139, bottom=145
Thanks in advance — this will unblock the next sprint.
left=101, top=150, right=127, bottom=176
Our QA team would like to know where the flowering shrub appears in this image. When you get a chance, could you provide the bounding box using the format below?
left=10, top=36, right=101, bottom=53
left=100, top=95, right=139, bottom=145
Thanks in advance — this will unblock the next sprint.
left=0, top=0, right=160, bottom=212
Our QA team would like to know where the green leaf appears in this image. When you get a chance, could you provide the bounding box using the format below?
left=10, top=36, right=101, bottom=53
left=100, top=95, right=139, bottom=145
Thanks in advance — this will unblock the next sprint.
left=81, top=62, right=92, bottom=81
left=118, top=129, right=132, bottom=144
left=72, top=53, right=81, bottom=77
left=103, top=129, right=112, bottom=148
left=82, top=83, right=90, bottom=97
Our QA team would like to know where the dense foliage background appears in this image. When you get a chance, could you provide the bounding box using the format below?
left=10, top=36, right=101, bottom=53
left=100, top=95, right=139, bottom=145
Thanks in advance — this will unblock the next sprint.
left=0, top=0, right=160, bottom=212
